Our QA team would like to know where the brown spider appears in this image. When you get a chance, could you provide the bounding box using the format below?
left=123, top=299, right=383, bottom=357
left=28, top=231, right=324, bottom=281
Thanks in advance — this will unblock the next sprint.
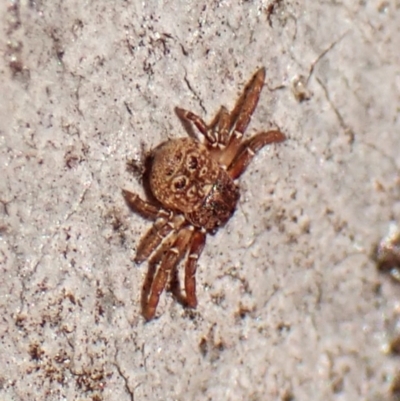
left=123, top=68, right=286, bottom=320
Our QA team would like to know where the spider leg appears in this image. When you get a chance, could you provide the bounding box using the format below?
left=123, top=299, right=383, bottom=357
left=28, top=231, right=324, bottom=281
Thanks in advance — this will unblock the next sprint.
left=142, top=230, right=179, bottom=318
left=170, top=228, right=206, bottom=308
left=122, top=189, right=168, bottom=220
left=135, top=219, right=172, bottom=264
left=227, top=130, right=286, bottom=179
left=169, top=264, right=184, bottom=304
left=176, top=106, right=232, bottom=148
left=212, top=106, right=230, bottom=147
left=123, top=188, right=179, bottom=263
left=142, top=226, right=194, bottom=320
left=229, top=67, right=266, bottom=139
left=135, top=214, right=185, bottom=263
left=175, top=107, right=216, bottom=143
left=183, top=229, right=206, bottom=308
left=219, top=68, right=266, bottom=167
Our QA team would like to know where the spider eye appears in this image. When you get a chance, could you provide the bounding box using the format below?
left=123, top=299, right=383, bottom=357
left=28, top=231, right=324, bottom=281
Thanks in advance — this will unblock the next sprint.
left=172, top=176, right=188, bottom=191
left=186, top=154, right=198, bottom=170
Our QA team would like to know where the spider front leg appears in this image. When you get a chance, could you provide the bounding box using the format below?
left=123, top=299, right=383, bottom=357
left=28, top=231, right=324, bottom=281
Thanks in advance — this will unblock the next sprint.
left=229, top=68, right=266, bottom=136
left=141, top=230, right=179, bottom=319
left=176, top=106, right=231, bottom=147
left=209, top=106, right=231, bottom=147
left=227, top=130, right=286, bottom=179
left=183, top=229, right=206, bottom=307
left=170, top=229, right=206, bottom=308
left=142, top=226, right=194, bottom=321
left=135, top=213, right=186, bottom=264
left=123, top=189, right=179, bottom=263
left=220, top=68, right=266, bottom=166
left=176, top=107, right=212, bottom=141
left=122, top=189, right=165, bottom=220
left=135, top=219, right=173, bottom=263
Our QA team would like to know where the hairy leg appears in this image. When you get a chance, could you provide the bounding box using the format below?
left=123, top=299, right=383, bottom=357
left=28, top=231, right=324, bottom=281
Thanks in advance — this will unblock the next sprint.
left=175, top=107, right=212, bottom=142
left=183, top=229, right=206, bottom=308
left=227, top=130, right=286, bottom=179
left=141, top=230, right=179, bottom=318
left=170, top=229, right=206, bottom=308
left=210, top=106, right=230, bottom=147
left=142, top=226, right=194, bottom=320
left=122, top=189, right=167, bottom=220
left=220, top=68, right=266, bottom=167
left=135, top=214, right=185, bottom=263
left=176, top=106, right=231, bottom=149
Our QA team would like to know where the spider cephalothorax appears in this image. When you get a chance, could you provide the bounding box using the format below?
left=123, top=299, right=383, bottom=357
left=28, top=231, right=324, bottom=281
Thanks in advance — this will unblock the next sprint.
left=123, top=68, right=286, bottom=320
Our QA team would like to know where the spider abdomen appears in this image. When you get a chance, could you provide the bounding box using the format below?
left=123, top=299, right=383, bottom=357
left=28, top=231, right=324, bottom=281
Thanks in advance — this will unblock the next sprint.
left=149, top=137, right=239, bottom=232
left=149, top=139, right=214, bottom=202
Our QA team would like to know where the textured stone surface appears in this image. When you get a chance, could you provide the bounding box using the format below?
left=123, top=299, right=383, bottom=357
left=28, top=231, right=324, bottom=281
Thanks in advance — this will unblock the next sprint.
left=1, top=1, right=400, bottom=400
